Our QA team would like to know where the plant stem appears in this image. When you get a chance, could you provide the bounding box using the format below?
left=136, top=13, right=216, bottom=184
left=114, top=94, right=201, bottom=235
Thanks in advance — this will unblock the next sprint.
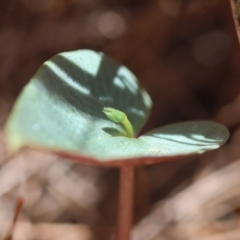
left=116, top=165, right=135, bottom=240
left=134, top=166, right=150, bottom=221
left=4, top=197, right=24, bottom=240
left=122, top=117, right=134, bottom=138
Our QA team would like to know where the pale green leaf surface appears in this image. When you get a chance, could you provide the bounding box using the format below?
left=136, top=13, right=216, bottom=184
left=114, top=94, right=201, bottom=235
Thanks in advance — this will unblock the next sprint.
left=6, top=50, right=229, bottom=162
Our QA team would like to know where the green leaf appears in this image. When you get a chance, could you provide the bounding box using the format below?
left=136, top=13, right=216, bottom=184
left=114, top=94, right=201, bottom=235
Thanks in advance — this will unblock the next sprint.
left=5, top=49, right=229, bottom=163
left=6, top=50, right=151, bottom=156
left=139, top=121, right=229, bottom=156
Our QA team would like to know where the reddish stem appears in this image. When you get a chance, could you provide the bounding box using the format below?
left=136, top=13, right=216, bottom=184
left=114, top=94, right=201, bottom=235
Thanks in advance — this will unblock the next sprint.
left=4, top=197, right=24, bottom=240
left=116, top=164, right=135, bottom=240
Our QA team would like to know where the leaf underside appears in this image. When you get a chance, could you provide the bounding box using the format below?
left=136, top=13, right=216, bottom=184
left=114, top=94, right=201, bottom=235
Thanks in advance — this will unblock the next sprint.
left=6, top=50, right=229, bottom=162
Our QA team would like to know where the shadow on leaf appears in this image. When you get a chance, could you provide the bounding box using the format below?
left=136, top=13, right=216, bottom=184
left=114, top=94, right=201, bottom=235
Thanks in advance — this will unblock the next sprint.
left=102, top=127, right=126, bottom=137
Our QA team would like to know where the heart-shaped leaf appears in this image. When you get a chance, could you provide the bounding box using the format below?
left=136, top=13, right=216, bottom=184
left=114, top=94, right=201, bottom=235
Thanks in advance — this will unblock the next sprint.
left=5, top=50, right=229, bottom=164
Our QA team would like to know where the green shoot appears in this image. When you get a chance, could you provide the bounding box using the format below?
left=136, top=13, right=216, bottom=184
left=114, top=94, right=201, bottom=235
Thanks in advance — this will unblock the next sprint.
left=103, top=107, right=134, bottom=138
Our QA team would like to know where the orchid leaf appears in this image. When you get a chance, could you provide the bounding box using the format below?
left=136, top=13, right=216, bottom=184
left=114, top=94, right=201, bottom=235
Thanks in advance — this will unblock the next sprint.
left=5, top=50, right=229, bottom=162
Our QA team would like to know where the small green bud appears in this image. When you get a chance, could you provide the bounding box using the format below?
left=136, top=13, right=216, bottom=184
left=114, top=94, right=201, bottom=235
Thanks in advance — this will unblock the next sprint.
left=103, top=107, right=126, bottom=123
left=103, top=107, right=134, bottom=138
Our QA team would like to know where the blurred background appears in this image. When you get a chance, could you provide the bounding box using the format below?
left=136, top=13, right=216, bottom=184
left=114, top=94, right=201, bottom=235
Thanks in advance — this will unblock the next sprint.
left=1, top=0, right=240, bottom=239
